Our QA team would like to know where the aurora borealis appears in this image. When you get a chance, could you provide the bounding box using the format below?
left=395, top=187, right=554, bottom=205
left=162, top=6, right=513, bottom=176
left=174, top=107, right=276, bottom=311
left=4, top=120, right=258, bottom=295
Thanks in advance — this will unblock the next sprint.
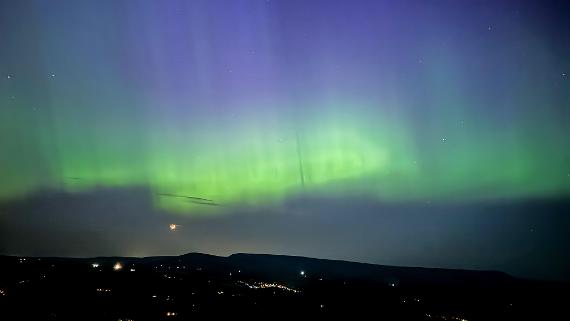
left=1, top=0, right=569, bottom=280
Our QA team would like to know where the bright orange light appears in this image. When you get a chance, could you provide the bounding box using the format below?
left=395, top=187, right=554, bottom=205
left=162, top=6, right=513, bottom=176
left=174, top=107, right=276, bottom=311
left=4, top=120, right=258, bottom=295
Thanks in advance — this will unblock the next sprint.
left=169, top=224, right=177, bottom=231
left=113, top=262, right=123, bottom=271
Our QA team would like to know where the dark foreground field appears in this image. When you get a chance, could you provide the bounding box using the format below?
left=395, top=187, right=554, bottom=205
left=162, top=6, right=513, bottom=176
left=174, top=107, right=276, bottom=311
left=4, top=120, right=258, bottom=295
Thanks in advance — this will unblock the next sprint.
left=0, top=253, right=567, bottom=320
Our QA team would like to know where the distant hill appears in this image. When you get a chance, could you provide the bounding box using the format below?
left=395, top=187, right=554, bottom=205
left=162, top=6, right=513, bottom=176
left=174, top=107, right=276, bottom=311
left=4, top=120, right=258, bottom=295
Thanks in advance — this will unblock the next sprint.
left=0, top=253, right=566, bottom=320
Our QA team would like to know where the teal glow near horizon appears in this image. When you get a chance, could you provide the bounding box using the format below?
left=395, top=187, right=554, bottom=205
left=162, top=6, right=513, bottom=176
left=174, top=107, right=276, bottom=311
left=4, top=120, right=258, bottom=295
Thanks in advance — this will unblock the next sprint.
left=0, top=0, right=568, bottom=214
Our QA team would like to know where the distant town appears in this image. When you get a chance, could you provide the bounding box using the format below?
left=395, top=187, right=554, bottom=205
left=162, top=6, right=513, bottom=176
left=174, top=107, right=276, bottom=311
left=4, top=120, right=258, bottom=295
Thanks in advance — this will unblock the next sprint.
left=0, top=253, right=566, bottom=320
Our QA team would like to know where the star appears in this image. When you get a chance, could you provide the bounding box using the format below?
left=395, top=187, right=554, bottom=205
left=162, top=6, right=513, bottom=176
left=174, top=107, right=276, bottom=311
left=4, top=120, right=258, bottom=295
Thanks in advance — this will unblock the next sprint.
left=6, top=75, right=11, bottom=79
left=488, top=25, right=493, bottom=31
left=441, top=137, right=447, bottom=143
left=50, top=74, right=56, bottom=77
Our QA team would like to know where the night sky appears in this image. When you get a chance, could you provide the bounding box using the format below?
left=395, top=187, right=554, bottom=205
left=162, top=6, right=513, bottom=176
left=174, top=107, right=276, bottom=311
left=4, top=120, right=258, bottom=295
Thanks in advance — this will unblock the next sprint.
left=0, top=0, right=569, bottom=281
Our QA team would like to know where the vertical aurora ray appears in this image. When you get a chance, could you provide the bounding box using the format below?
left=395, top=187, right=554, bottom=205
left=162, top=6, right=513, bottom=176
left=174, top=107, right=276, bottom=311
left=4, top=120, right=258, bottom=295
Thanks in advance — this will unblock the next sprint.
left=0, top=0, right=568, bottom=214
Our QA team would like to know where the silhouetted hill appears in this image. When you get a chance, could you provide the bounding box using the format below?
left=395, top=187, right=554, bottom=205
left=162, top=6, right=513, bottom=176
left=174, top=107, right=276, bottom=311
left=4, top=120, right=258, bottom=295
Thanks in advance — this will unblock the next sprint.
left=0, top=253, right=566, bottom=320
left=228, top=253, right=515, bottom=288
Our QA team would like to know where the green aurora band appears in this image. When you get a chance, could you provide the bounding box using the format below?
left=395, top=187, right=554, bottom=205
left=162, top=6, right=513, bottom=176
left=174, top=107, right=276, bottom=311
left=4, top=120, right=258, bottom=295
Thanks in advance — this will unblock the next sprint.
left=2, top=97, right=569, bottom=215
left=0, top=1, right=569, bottom=215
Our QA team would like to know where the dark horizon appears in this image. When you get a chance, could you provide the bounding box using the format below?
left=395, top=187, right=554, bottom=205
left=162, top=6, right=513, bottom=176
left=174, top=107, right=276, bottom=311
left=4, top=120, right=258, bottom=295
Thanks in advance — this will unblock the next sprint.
left=2, top=186, right=569, bottom=282
left=3, top=250, right=567, bottom=320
